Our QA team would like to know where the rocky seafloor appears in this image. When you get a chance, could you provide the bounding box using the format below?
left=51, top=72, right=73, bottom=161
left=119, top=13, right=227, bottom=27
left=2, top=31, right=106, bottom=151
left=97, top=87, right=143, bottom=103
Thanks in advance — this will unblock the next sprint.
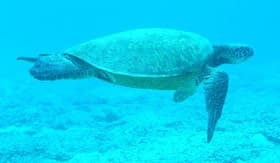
left=0, top=61, right=279, bottom=162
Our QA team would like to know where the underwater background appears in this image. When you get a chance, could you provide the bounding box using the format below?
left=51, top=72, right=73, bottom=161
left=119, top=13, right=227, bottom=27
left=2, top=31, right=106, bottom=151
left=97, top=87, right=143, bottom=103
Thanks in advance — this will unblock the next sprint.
left=0, top=0, right=279, bottom=162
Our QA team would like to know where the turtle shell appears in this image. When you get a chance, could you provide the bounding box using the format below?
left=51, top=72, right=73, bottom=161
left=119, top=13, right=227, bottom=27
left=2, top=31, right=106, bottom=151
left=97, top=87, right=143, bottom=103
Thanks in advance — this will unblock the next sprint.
left=64, top=28, right=213, bottom=77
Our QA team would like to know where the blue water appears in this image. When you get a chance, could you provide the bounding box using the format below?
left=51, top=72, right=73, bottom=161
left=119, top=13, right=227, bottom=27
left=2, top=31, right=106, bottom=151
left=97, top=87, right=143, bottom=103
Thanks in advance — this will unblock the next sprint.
left=0, top=0, right=279, bottom=162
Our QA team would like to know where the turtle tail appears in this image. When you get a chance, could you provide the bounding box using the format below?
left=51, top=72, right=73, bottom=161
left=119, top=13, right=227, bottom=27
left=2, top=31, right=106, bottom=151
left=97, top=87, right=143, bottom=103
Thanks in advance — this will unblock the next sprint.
left=18, top=53, right=95, bottom=80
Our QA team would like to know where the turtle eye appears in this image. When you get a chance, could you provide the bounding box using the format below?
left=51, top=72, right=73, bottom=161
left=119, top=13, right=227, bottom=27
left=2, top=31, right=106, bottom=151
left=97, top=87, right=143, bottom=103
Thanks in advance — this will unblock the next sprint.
left=234, top=46, right=254, bottom=58
left=63, top=53, right=74, bottom=59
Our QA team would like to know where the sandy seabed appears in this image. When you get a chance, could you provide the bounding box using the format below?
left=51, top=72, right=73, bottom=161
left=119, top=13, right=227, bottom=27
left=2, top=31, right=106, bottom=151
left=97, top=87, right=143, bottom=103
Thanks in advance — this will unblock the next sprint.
left=0, top=61, right=279, bottom=162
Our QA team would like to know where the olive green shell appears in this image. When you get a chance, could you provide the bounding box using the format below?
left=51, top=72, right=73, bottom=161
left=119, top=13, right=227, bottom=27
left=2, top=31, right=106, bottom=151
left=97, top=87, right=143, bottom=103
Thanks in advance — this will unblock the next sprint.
left=64, top=28, right=213, bottom=77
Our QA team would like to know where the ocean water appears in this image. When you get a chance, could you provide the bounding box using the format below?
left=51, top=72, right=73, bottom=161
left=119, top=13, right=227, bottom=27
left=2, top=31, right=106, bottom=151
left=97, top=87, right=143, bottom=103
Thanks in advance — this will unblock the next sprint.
left=0, top=0, right=279, bottom=162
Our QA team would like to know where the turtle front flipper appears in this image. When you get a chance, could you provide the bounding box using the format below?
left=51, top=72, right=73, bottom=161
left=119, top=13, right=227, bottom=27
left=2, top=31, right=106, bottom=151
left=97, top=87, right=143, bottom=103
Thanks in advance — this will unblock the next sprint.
left=203, top=70, right=228, bottom=143
left=173, top=77, right=198, bottom=103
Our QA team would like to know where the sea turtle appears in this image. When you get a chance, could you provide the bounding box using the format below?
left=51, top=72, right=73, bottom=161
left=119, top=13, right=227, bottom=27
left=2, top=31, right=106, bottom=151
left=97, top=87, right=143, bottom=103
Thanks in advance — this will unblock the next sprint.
left=18, top=28, right=253, bottom=142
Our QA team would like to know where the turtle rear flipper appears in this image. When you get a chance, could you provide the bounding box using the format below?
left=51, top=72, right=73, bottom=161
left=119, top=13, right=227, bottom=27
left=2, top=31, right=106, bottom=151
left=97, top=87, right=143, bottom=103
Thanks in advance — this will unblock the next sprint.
left=20, top=53, right=96, bottom=80
left=17, top=57, right=38, bottom=63
left=203, top=71, right=228, bottom=143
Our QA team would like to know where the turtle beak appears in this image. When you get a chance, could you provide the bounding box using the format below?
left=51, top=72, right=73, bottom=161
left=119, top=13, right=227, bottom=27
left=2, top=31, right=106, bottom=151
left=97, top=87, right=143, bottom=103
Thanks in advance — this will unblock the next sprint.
left=17, top=57, right=38, bottom=63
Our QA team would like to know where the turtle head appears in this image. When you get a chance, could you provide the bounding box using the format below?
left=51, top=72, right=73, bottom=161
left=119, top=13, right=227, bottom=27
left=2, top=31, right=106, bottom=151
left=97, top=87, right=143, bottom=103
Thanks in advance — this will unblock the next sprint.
left=209, top=44, right=254, bottom=67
